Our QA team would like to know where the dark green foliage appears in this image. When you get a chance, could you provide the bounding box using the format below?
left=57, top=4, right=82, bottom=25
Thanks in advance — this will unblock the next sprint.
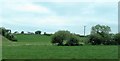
left=89, top=24, right=114, bottom=45
left=65, top=34, right=79, bottom=46
left=51, top=36, right=63, bottom=46
left=9, top=34, right=17, bottom=42
left=5, top=33, right=17, bottom=42
left=35, top=31, right=41, bottom=34
left=0, top=27, right=17, bottom=42
left=0, top=27, right=10, bottom=36
left=114, top=33, right=120, bottom=45
left=21, top=31, right=24, bottom=34
left=51, top=30, right=80, bottom=46
left=51, top=30, right=71, bottom=46
left=89, top=33, right=102, bottom=45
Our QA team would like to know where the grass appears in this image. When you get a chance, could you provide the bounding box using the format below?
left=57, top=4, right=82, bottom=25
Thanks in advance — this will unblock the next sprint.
left=2, top=34, right=118, bottom=59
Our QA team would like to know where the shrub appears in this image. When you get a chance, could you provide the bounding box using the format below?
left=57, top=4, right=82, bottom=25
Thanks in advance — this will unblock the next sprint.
left=10, top=35, right=17, bottom=42
left=51, top=30, right=71, bottom=46
left=51, top=30, right=81, bottom=46
left=65, top=34, right=79, bottom=46
left=89, top=33, right=103, bottom=45
left=5, top=33, right=17, bottom=42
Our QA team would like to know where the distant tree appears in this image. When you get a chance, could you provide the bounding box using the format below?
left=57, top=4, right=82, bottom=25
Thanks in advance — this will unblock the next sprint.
left=21, top=31, right=24, bottom=34
left=44, top=32, right=52, bottom=36
left=89, top=24, right=111, bottom=45
left=35, top=31, right=41, bottom=35
left=44, top=32, right=46, bottom=35
left=14, top=31, right=19, bottom=34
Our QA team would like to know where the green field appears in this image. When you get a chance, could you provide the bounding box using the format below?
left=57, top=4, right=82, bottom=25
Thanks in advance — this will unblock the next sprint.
left=2, top=34, right=118, bottom=59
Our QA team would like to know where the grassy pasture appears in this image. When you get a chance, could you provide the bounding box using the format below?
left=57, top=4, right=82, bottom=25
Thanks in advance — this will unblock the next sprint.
left=2, top=34, right=118, bottom=59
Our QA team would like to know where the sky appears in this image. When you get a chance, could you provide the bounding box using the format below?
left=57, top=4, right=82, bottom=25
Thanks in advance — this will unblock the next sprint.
left=0, top=0, right=119, bottom=35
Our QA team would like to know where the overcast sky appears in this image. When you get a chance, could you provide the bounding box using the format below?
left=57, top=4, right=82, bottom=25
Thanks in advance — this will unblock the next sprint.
left=1, top=0, right=119, bottom=35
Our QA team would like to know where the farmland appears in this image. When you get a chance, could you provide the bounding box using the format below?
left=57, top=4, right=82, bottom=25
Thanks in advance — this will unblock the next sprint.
left=2, top=34, right=118, bottom=59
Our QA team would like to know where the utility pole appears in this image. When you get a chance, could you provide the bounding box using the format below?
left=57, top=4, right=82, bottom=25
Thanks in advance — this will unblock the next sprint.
left=84, top=26, right=86, bottom=36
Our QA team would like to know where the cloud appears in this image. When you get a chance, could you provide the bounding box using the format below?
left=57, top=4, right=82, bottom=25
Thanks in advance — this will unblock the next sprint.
left=13, top=4, right=50, bottom=13
left=1, top=1, right=118, bottom=34
left=2, top=0, right=52, bottom=14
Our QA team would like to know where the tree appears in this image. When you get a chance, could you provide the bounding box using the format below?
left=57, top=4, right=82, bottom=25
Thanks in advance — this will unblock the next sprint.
left=89, top=24, right=111, bottom=45
left=0, top=27, right=17, bottom=42
left=44, top=32, right=46, bottom=35
left=35, top=31, right=41, bottom=35
left=114, top=33, right=120, bottom=45
left=21, top=31, right=24, bottom=34
left=91, top=24, right=111, bottom=35
left=51, top=30, right=71, bottom=46
left=14, top=31, right=19, bottom=34
left=0, top=27, right=7, bottom=36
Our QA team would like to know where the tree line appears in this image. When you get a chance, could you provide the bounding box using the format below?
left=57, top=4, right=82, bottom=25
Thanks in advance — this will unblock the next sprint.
left=0, top=24, right=120, bottom=46
left=0, top=27, right=52, bottom=42
left=51, top=24, right=120, bottom=46
left=14, top=30, right=52, bottom=36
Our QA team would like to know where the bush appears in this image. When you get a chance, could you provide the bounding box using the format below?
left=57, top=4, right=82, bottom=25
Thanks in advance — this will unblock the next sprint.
left=89, top=33, right=117, bottom=45
left=51, top=36, right=63, bottom=46
left=10, top=35, right=17, bottom=42
left=51, top=30, right=71, bottom=46
left=65, top=34, right=79, bottom=46
left=89, top=33, right=103, bottom=45
left=5, top=33, right=17, bottom=42
left=51, top=30, right=81, bottom=46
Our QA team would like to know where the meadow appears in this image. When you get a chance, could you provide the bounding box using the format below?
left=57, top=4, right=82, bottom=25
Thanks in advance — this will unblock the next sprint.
left=2, top=34, right=118, bottom=59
